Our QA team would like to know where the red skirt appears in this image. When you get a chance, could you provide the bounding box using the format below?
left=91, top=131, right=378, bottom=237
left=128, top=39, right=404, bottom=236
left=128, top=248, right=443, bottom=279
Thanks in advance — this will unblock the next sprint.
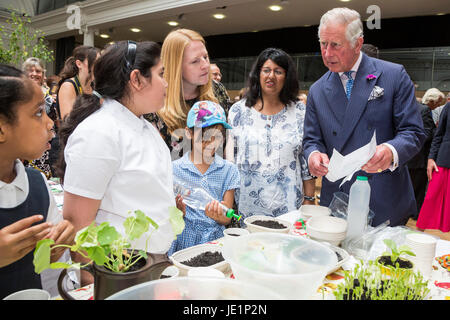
left=416, top=166, right=450, bottom=232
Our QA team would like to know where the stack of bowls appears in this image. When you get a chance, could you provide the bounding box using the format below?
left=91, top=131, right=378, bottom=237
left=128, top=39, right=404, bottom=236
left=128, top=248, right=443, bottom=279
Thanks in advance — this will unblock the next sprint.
left=306, top=215, right=347, bottom=246
left=405, top=233, right=437, bottom=278
left=299, top=205, right=331, bottom=220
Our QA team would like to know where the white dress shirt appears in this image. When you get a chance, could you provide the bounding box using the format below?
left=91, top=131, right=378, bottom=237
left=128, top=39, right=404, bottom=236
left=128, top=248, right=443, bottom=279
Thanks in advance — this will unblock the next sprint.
left=309, top=51, right=399, bottom=171
left=0, top=159, right=67, bottom=297
left=0, top=160, right=60, bottom=219
left=64, top=99, right=176, bottom=254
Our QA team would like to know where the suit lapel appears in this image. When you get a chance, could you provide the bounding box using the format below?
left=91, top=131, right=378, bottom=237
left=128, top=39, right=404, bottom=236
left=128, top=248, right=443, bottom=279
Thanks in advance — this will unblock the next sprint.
left=334, top=54, right=382, bottom=151
left=324, top=71, right=348, bottom=124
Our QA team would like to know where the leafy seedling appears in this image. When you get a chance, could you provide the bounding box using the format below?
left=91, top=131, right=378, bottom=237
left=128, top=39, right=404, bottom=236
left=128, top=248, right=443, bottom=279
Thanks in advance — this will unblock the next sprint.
left=33, top=208, right=184, bottom=274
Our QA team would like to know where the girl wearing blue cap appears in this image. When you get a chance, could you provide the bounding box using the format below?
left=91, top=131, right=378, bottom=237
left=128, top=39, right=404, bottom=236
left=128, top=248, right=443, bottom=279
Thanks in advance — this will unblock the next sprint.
left=169, top=101, right=240, bottom=254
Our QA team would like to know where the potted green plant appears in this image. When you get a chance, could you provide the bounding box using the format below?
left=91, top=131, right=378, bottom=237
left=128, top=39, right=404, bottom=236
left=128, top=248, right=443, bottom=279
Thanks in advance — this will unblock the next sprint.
left=376, top=239, right=415, bottom=276
left=333, top=259, right=430, bottom=300
left=33, top=207, right=185, bottom=300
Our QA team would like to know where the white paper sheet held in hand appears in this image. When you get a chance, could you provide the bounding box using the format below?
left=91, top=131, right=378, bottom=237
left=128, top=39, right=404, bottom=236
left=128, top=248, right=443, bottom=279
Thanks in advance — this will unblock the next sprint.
left=325, top=131, right=377, bottom=187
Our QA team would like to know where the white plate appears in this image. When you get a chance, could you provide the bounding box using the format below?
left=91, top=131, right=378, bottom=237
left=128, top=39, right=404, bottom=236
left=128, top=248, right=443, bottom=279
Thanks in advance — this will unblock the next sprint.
left=169, top=243, right=229, bottom=276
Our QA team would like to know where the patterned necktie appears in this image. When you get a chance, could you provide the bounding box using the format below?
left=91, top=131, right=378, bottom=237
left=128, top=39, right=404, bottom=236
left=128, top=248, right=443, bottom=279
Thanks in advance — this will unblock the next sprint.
left=344, top=71, right=354, bottom=100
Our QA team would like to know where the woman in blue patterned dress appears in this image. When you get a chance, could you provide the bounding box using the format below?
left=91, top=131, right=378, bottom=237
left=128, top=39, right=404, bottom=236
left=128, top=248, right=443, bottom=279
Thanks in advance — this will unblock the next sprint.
left=226, top=48, right=316, bottom=220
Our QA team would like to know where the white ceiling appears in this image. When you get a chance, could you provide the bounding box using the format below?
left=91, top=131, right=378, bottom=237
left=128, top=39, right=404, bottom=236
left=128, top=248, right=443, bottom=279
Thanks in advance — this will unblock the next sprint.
left=1, top=0, right=449, bottom=47
left=87, top=0, right=450, bottom=47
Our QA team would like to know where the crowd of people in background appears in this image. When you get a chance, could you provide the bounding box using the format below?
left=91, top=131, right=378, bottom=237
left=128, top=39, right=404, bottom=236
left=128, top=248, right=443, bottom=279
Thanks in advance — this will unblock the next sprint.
left=1, top=7, right=449, bottom=298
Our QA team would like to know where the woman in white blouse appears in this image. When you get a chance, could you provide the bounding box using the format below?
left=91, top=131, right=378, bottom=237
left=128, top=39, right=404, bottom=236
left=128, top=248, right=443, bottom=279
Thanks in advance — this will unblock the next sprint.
left=57, top=41, right=175, bottom=284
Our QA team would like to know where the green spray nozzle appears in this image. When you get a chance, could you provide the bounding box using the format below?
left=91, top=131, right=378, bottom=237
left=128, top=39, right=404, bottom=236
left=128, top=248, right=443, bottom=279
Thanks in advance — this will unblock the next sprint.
left=225, top=209, right=242, bottom=221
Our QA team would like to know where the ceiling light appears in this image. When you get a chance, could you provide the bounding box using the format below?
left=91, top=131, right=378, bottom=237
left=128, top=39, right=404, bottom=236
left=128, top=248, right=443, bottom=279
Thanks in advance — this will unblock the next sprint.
left=436, top=12, right=446, bottom=15
left=339, top=0, right=352, bottom=2
left=213, top=13, right=226, bottom=19
left=167, top=21, right=179, bottom=26
left=269, top=5, right=282, bottom=11
left=99, top=34, right=110, bottom=39
left=130, top=28, right=141, bottom=33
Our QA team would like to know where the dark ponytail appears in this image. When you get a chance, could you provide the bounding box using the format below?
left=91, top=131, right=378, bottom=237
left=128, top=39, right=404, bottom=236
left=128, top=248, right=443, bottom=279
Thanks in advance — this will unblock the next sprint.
left=56, top=41, right=162, bottom=181
left=58, top=45, right=99, bottom=86
left=0, top=64, right=33, bottom=124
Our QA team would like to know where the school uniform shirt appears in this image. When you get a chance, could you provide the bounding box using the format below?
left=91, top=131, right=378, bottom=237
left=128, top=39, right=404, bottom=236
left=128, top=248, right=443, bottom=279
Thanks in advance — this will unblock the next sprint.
left=0, top=159, right=68, bottom=297
left=168, top=152, right=240, bottom=255
left=64, top=99, right=176, bottom=254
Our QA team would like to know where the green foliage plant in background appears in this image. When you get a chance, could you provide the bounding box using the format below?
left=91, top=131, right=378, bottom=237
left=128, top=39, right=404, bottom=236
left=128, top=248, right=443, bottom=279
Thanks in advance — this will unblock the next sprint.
left=0, top=10, right=54, bottom=67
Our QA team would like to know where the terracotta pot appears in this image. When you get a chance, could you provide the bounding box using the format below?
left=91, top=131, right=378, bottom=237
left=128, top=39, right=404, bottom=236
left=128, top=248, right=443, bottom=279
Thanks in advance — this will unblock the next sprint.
left=57, top=251, right=172, bottom=300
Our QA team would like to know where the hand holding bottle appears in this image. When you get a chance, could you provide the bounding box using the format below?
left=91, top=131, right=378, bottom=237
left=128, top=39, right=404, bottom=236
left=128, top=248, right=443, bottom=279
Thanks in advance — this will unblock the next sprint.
left=175, top=194, right=186, bottom=217
left=205, top=200, right=231, bottom=225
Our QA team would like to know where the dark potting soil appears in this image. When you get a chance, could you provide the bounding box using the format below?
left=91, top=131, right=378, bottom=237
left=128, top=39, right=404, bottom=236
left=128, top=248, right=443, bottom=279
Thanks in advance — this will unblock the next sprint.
left=251, top=220, right=286, bottom=229
left=105, top=253, right=147, bottom=273
left=181, top=251, right=224, bottom=267
left=227, top=233, right=241, bottom=237
left=125, top=255, right=147, bottom=272
left=378, top=256, right=413, bottom=269
left=336, top=251, right=343, bottom=262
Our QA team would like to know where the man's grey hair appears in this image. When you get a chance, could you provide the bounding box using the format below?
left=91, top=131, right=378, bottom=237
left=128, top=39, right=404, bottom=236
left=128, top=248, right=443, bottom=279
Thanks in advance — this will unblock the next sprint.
left=318, top=7, right=364, bottom=47
left=422, top=88, right=445, bottom=105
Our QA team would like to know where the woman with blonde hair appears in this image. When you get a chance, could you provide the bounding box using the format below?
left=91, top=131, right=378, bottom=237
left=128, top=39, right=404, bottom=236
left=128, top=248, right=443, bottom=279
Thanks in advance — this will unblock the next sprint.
left=146, top=29, right=229, bottom=159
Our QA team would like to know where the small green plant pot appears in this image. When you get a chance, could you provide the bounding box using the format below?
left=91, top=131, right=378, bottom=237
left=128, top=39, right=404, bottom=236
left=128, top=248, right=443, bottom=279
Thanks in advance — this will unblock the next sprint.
left=376, top=255, right=414, bottom=278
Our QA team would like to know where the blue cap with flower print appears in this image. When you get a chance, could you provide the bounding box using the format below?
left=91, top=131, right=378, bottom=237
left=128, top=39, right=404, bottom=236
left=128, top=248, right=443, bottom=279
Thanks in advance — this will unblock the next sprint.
left=186, top=100, right=232, bottom=129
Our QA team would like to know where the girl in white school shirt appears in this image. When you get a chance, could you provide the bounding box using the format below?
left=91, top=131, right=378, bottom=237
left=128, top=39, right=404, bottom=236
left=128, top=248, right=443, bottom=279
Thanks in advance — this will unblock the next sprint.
left=57, top=41, right=177, bottom=285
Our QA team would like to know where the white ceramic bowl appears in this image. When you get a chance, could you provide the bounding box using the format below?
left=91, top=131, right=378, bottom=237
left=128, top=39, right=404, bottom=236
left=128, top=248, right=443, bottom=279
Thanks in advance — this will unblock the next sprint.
left=299, top=205, right=331, bottom=220
left=223, top=227, right=250, bottom=238
left=244, top=215, right=291, bottom=233
left=306, top=216, right=347, bottom=246
left=169, top=243, right=229, bottom=276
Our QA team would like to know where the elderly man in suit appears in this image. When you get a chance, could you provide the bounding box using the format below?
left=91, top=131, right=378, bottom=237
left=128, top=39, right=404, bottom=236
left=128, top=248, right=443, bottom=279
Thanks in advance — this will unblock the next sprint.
left=303, top=8, right=425, bottom=227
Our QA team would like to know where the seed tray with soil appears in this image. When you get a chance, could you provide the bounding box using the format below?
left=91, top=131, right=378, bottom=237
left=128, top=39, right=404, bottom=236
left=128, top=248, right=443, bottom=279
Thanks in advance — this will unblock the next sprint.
left=251, top=220, right=287, bottom=229
left=180, top=251, right=224, bottom=267
left=170, top=243, right=229, bottom=276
